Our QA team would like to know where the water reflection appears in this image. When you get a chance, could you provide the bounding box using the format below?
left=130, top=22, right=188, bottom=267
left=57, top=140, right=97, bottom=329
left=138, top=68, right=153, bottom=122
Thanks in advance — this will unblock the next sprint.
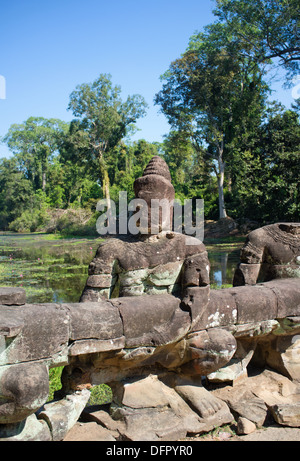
left=208, top=249, right=241, bottom=287
left=0, top=233, right=102, bottom=303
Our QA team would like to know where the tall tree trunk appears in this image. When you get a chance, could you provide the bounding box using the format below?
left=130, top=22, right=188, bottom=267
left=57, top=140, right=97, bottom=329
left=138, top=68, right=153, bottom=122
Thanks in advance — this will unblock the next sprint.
left=42, top=171, right=46, bottom=192
left=99, top=154, right=111, bottom=207
left=217, top=148, right=227, bottom=220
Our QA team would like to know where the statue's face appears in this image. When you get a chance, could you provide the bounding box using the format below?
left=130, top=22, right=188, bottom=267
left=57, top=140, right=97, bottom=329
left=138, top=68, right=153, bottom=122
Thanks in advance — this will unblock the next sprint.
left=134, top=174, right=175, bottom=235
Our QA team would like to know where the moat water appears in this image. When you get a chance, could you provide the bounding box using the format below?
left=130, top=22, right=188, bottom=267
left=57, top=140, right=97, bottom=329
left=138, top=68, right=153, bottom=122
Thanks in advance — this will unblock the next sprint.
left=0, top=233, right=242, bottom=303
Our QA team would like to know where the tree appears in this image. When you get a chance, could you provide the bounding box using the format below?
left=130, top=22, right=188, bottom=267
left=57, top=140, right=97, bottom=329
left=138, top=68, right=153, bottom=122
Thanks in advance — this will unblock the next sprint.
left=214, top=0, right=300, bottom=79
left=257, top=105, right=300, bottom=221
left=155, top=24, right=269, bottom=219
left=67, top=74, right=148, bottom=204
left=2, top=117, right=68, bottom=192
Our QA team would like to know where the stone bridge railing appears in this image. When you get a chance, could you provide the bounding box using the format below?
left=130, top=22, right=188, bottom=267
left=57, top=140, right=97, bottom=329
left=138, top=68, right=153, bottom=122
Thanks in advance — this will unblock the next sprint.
left=0, top=278, right=300, bottom=441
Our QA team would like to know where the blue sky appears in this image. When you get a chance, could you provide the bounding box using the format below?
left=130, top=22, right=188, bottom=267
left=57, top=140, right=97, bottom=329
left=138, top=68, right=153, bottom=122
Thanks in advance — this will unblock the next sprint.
left=0, top=0, right=296, bottom=158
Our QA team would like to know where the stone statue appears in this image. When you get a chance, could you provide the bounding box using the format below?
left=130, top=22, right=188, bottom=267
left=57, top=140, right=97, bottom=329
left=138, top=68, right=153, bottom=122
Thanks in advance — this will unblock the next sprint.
left=1, top=157, right=300, bottom=441
left=80, top=155, right=210, bottom=301
left=76, top=156, right=237, bottom=422
left=233, top=222, right=300, bottom=286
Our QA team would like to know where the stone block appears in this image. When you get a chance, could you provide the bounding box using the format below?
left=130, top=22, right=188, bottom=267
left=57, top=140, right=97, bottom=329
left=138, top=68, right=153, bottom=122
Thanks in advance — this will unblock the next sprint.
left=0, top=287, right=26, bottom=305
left=233, top=263, right=261, bottom=286
left=0, top=362, right=49, bottom=424
left=0, top=304, right=69, bottom=365
left=86, top=274, right=112, bottom=288
left=227, top=285, right=277, bottom=324
left=110, top=375, right=206, bottom=437
left=37, top=389, right=91, bottom=441
left=111, top=294, right=190, bottom=347
left=270, top=403, right=300, bottom=427
left=63, top=421, right=116, bottom=441
left=264, top=334, right=300, bottom=381
left=192, top=289, right=237, bottom=330
left=113, top=406, right=186, bottom=441
left=0, top=414, right=51, bottom=441
left=82, top=405, right=125, bottom=434
left=67, top=301, right=123, bottom=341
left=262, top=279, right=300, bottom=318
left=237, top=417, right=256, bottom=435
left=68, top=336, right=125, bottom=356
left=148, top=261, right=182, bottom=286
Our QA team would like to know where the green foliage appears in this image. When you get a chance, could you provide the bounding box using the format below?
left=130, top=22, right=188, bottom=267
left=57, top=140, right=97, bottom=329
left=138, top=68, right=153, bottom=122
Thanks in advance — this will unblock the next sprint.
left=48, top=367, right=64, bottom=401
left=214, top=0, right=300, bottom=79
left=155, top=21, right=269, bottom=219
left=0, top=14, right=299, bottom=232
left=87, top=384, right=113, bottom=406
left=48, top=367, right=112, bottom=406
left=65, top=74, right=148, bottom=201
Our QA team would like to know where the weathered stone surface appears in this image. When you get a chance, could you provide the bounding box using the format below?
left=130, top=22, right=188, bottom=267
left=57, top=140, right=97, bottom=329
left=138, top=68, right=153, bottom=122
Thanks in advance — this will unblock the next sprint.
left=262, top=279, right=300, bottom=318
left=0, top=414, right=51, bottom=441
left=182, top=286, right=210, bottom=328
left=213, top=368, right=300, bottom=429
left=0, top=303, right=69, bottom=365
left=0, top=362, right=49, bottom=424
left=0, top=310, right=24, bottom=338
left=173, top=378, right=234, bottom=431
left=86, top=274, right=112, bottom=288
left=82, top=405, right=125, bottom=435
left=181, top=253, right=210, bottom=288
left=213, top=385, right=268, bottom=427
left=111, top=294, right=190, bottom=347
left=191, top=289, right=237, bottom=330
left=237, top=417, right=256, bottom=435
left=110, top=375, right=189, bottom=441
left=37, top=389, right=90, bottom=441
left=68, top=336, right=125, bottom=356
left=233, top=223, right=300, bottom=286
left=261, top=334, right=300, bottom=381
left=0, top=287, right=26, bottom=306
left=67, top=301, right=123, bottom=341
left=134, top=156, right=175, bottom=233
left=207, top=338, right=256, bottom=383
left=113, top=406, right=186, bottom=441
left=64, top=421, right=116, bottom=441
left=232, top=319, right=279, bottom=339
left=110, top=375, right=206, bottom=437
left=113, top=375, right=170, bottom=409
left=233, top=264, right=261, bottom=286
left=270, top=403, right=300, bottom=427
left=245, top=369, right=300, bottom=406
left=229, top=397, right=268, bottom=427
left=181, top=329, right=237, bottom=376
left=227, top=285, right=277, bottom=324
left=148, top=261, right=183, bottom=286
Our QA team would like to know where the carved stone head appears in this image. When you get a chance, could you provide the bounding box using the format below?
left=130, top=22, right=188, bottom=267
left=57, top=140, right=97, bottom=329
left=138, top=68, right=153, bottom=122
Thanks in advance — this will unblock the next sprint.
left=133, top=156, right=175, bottom=234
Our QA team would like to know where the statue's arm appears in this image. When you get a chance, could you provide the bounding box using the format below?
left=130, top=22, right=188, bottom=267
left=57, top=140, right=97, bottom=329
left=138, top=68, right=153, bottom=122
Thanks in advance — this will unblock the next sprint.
left=233, top=229, right=265, bottom=286
left=181, top=250, right=210, bottom=290
left=80, top=243, right=119, bottom=302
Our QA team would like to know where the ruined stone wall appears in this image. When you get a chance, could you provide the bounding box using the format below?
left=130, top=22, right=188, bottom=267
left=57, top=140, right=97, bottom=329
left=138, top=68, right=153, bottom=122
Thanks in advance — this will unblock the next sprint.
left=0, top=278, right=300, bottom=440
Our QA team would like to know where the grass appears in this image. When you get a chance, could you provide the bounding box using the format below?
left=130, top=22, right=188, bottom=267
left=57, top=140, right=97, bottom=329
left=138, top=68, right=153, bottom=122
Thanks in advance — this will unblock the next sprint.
left=48, top=367, right=112, bottom=406
left=210, top=283, right=233, bottom=290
